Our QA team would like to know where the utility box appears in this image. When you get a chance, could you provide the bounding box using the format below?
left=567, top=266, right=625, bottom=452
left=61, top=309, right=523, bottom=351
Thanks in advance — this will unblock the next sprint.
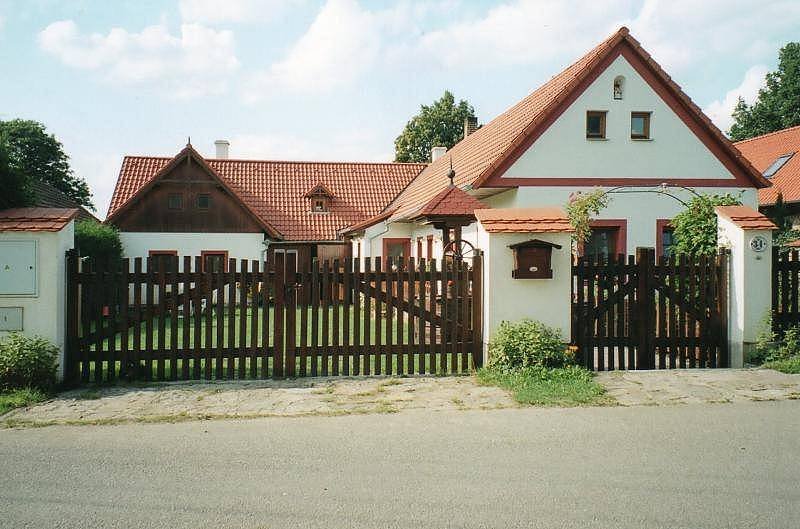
left=508, top=239, right=561, bottom=279
left=0, top=307, right=23, bottom=331
left=0, top=240, right=37, bottom=296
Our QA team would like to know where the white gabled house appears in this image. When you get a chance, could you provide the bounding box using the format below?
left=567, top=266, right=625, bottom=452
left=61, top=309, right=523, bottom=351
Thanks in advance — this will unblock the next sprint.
left=341, top=27, right=770, bottom=263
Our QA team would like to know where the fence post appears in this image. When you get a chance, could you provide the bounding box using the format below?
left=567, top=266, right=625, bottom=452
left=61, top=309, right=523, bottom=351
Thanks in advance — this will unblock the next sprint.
left=471, top=250, right=484, bottom=368
left=635, top=247, right=655, bottom=370
left=64, top=249, right=80, bottom=386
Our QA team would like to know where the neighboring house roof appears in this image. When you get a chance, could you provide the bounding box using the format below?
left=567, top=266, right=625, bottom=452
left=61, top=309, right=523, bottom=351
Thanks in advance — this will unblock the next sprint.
left=474, top=207, right=574, bottom=233
left=106, top=145, right=426, bottom=241
left=30, top=180, right=99, bottom=222
left=735, top=125, right=800, bottom=206
left=381, top=26, right=768, bottom=226
left=715, top=205, right=777, bottom=230
left=0, top=207, right=79, bottom=232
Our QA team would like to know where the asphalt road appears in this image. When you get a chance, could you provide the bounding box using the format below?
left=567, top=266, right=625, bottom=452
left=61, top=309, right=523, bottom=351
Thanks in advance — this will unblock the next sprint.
left=1, top=401, right=798, bottom=529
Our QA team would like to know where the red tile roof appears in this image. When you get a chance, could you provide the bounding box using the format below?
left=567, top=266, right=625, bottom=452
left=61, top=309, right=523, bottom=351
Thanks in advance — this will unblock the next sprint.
left=382, top=27, right=768, bottom=224
left=106, top=146, right=425, bottom=241
left=415, top=185, right=486, bottom=218
left=0, top=207, right=79, bottom=232
left=475, top=207, right=574, bottom=233
left=715, top=205, right=777, bottom=230
left=735, top=125, right=800, bottom=206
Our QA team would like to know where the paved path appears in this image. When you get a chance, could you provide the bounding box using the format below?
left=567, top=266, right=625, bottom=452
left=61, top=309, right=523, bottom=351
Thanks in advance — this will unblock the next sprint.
left=1, top=401, right=798, bottom=529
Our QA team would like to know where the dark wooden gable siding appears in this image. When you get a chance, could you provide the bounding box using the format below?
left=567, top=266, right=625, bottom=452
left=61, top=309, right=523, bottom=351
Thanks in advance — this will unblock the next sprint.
left=114, top=157, right=264, bottom=233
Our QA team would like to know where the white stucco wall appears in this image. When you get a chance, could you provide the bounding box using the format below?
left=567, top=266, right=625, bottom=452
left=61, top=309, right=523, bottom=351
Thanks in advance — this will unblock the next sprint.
left=716, top=214, right=773, bottom=367
left=477, top=224, right=573, bottom=360
left=503, top=55, right=736, bottom=181
left=485, top=186, right=758, bottom=255
left=0, top=223, right=74, bottom=379
left=121, top=232, right=265, bottom=270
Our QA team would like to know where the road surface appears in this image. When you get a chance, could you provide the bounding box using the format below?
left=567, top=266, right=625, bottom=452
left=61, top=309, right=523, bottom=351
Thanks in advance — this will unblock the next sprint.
left=1, top=401, right=798, bottom=528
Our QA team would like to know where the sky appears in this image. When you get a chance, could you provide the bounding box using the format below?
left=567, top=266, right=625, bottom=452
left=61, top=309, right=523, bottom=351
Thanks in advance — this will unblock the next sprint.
left=1, top=0, right=799, bottom=217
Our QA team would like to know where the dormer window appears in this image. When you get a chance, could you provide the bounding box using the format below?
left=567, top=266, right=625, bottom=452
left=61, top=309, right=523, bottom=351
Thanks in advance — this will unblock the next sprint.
left=304, top=182, right=335, bottom=213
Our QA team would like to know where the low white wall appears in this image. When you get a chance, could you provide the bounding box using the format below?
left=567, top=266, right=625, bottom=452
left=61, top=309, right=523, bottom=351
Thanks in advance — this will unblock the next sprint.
left=121, top=232, right=265, bottom=269
left=478, top=225, right=573, bottom=361
left=0, top=224, right=74, bottom=380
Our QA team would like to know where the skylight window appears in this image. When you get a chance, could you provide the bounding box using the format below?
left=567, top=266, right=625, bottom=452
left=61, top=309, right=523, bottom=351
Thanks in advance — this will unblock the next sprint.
left=763, top=153, right=795, bottom=178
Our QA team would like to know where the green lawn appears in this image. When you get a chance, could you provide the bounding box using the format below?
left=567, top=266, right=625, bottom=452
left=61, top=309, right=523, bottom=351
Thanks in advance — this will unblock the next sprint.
left=764, top=356, right=800, bottom=374
left=0, top=388, right=48, bottom=416
left=477, top=366, right=610, bottom=407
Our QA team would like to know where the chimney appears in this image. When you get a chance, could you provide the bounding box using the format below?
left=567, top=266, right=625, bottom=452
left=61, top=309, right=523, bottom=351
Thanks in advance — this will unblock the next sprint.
left=431, top=146, right=447, bottom=162
left=464, top=116, right=478, bottom=138
left=214, top=139, right=230, bottom=159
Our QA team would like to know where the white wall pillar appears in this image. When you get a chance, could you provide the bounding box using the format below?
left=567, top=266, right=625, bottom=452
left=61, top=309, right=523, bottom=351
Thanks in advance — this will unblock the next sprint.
left=715, top=206, right=776, bottom=367
left=476, top=223, right=573, bottom=364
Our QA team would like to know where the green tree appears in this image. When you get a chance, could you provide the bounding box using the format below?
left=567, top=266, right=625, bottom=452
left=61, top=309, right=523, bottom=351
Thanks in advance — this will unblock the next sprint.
left=74, top=220, right=123, bottom=265
left=0, top=135, right=34, bottom=209
left=0, top=119, right=93, bottom=208
left=672, top=193, right=742, bottom=257
left=394, top=91, right=476, bottom=163
left=729, top=42, right=800, bottom=141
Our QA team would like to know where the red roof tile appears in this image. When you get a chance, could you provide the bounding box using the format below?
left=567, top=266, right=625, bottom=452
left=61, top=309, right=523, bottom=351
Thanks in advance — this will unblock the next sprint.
left=107, top=147, right=425, bottom=241
left=735, top=125, right=800, bottom=206
left=415, top=185, right=486, bottom=218
left=475, top=207, right=573, bottom=233
left=383, top=27, right=767, bottom=223
left=0, top=207, right=79, bottom=232
left=715, top=205, right=777, bottom=230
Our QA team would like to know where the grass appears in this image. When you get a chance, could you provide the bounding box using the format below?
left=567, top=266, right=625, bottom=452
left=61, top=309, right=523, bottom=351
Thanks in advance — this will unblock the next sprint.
left=0, top=388, right=48, bottom=416
left=477, top=365, right=610, bottom=407
left=764, top=355, right=800, bottom=374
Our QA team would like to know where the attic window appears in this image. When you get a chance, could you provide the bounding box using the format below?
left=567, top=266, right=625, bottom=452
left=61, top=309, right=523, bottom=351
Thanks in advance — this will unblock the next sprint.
left=763, top=153, right=795, bottom=178
left=196, top=194, right=211, bottom=209
left=168, top=193, right=183, bottom=210
left=631, top=112, right=651, bottom=139
left=313, top=198, right=329, bottom=212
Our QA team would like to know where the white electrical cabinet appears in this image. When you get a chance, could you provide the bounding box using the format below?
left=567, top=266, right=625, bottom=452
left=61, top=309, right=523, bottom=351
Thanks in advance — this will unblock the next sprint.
left=0, top=307, right=23, bottom=331
left=0, top=240, right=37, bottom=296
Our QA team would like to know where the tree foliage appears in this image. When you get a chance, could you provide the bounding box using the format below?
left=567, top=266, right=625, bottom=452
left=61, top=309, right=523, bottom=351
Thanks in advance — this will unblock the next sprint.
left=729, top=42, right=800, bottom=141
left=0, top=119, right=93, bottom=208
left=0, top=134, right=35, bottom=209
left=671, top=193, right=742, bottom=257
left=394, top=91, right=476, bottom=163
left=74, top=220, right=123, bottom=265
left=565, top=189, right=611, bottom=243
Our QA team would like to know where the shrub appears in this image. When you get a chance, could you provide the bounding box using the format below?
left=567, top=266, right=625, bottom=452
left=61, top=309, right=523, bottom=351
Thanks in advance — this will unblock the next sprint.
left=671, top=192, right=742, bottom=257
left=487, top=319, right=572, bottom=370
left=75, top=220, right=123, bottom=266
left=0, top=333, right=59, bottom=391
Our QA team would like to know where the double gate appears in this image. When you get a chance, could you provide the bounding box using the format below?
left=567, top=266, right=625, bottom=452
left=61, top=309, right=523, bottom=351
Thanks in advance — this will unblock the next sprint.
left=572, top=248, right=729, bottom=370
left=65, top=250, right=483, bottom=383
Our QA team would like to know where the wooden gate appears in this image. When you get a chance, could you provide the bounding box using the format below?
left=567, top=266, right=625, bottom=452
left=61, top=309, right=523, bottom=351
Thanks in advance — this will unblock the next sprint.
left=571, top=248, right=729, bottom=370
left=772, top=247, right=800, bottom=333
left=64, top=250, right=483, bottom=383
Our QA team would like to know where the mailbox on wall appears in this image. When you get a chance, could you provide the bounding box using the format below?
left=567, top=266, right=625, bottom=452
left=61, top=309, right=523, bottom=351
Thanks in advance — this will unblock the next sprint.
left=508, top=239, right=561, bottom=279
left=0, top=240, right=38, bottom=296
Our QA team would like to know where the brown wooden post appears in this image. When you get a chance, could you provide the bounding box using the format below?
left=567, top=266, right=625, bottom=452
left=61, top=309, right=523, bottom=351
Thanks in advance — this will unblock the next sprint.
left=285, top=253, right=297, bottom=377
left=470, top=251, right=484, bottom=369
left=272, top=252, right=285, bottom=378
left=635, top=247, right=655, bottom=370
left=64, top=249, right=80, bottom=385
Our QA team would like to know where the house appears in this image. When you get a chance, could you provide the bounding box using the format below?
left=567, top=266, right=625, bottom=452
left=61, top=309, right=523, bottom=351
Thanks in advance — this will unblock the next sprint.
left=105, top=142, right=425, bottom=270
left=106, top=27, right=769, bottom=269
left=734, top=125, right=800, bottom=227
left=342, top=27, right=769, bottom=263
left=30, top=180, right=99, bottom=223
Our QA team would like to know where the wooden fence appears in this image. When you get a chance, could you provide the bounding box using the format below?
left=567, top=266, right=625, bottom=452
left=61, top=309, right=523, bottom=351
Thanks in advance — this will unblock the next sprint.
left=772, top=248, right=800, bottom=333
left=572, top=248, right=729, bottom=370
left=65, top=250, right=483, bottom=383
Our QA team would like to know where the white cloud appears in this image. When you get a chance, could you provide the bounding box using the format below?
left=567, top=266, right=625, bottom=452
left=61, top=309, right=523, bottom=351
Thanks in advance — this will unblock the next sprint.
left=38, top=20, right=239, bottom=98
left=703, top=65, right=768, bottom=134
left=178, top=0, right=298, bottom=24
left=412, top=0, right=630, bottom=69
left=245, top=0, right=409, bottom=100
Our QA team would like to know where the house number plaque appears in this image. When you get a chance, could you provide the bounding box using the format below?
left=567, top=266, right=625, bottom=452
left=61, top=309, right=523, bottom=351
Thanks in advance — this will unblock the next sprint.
left=750, top=235, right=768, bottom=253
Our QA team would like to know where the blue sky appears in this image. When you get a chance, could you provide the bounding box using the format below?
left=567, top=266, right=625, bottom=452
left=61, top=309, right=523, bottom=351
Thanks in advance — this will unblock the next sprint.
left=1, top=0, right=799, bottom=216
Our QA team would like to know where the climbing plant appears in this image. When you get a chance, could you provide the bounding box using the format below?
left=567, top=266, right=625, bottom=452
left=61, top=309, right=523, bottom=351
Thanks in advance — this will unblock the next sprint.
left=565, top=189, right=610, bottom=243
left=671, top=192, right=742, bottom=257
